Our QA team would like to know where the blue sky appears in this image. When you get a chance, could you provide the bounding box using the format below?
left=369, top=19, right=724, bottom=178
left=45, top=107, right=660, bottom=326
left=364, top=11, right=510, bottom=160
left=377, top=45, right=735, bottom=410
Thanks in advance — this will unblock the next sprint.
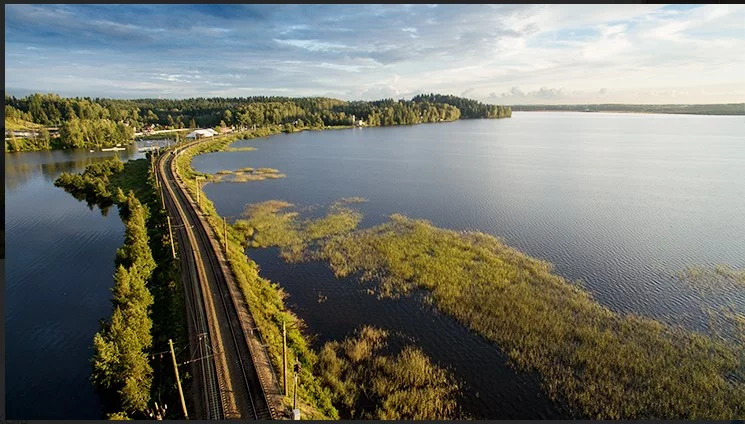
left=5, top=4, right=745, bottom=103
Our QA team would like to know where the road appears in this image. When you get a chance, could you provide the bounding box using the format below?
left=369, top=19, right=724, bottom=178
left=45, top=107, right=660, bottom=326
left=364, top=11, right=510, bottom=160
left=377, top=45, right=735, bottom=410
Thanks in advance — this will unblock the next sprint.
left=156, top=143, right=277, bottom=420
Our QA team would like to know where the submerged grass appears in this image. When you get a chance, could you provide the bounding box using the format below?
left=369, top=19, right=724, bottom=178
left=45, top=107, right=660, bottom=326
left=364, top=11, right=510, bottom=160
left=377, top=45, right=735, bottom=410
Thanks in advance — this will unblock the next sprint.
left=233, top=200, right=363, bottom=262
left=679, top=265, right=745, bottom=292
left=239, top=199, right=745, bottom=419
left=678, top=265, right=745, bottom=347
left=210, top=167, right=287, bottom=183
left=224, top=146, right=258, bottom=152
left=318, top=326, right=460, bottom=419
left=317, top=214, right=745, bottom=419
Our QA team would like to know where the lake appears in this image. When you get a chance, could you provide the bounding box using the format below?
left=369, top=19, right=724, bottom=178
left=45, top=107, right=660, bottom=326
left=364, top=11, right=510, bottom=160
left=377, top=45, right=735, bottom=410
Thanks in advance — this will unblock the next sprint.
left=193, top=112, right=745, bottom=418
left=5, top=113, right=744, bottom=418
left=4, top=142, right=166, bottom=419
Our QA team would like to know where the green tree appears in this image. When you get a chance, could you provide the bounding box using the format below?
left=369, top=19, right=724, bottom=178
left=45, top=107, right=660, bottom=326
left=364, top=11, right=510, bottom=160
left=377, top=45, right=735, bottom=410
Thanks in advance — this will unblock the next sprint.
left=39, top=128, right=51, bottom=149
left=60, top=118, right=84, bottom=148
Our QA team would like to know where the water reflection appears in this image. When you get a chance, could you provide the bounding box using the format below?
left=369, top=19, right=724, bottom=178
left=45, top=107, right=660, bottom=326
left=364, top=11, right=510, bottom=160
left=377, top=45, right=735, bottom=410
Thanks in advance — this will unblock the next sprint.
left=4, top=141, right=163, bottom=419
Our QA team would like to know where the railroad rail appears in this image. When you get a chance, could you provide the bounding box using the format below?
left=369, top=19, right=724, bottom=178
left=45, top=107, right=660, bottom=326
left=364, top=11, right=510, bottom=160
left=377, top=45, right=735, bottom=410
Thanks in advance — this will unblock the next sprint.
left=156, top=140, right=279, bottom=420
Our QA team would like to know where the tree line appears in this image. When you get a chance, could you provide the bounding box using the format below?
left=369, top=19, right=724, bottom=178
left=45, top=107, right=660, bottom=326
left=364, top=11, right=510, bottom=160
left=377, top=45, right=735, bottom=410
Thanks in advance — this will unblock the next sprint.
left=411, top=93, right=512, bottom=118
left=6, top=92, right=511, bottom=151
left=55, top=157, right=186, bottom=419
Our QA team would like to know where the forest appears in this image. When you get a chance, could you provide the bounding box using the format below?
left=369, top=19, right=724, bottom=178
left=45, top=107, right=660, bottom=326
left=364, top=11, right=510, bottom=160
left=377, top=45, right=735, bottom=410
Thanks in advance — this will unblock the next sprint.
left=55, top=157, right=187, bottom=419
left=5, top=93, right=510, bottom=151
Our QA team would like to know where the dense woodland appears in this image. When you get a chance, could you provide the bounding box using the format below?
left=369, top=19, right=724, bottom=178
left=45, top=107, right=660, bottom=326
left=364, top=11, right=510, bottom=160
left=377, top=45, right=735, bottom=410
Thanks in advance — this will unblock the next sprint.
left=56, top=158, right=186, bottom=419
left=5, top=93, right=510, bottom=151
left=411, top=93, right=512, bottom=118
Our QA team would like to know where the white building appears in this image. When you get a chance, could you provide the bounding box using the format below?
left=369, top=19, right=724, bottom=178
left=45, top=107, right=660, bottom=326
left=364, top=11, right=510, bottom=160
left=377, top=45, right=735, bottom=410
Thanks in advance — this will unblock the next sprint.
left=185, top=128, right=218, bottom=139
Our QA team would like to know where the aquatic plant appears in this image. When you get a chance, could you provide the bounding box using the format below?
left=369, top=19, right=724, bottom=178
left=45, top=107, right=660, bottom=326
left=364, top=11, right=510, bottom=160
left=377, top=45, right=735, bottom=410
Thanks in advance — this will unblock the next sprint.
left=318, top=326, right=459, bottom=419
left=240, top=200, right=745, bottom=419
left=317, top=215, right=745, bottom=419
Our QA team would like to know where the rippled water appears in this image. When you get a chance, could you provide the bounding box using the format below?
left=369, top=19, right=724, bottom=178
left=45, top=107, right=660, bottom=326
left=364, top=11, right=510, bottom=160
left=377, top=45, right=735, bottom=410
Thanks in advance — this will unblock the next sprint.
left=4, top=144, right=158, bottom=419
left=194, top=112, right=745, bottom=418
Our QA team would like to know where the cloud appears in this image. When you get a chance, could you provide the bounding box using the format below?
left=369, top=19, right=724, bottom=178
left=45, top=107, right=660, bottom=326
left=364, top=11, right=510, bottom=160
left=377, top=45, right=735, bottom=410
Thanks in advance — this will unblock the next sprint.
left=4, top=4, right=744, bottom=102
left=492, top=86, right=567, bottom=102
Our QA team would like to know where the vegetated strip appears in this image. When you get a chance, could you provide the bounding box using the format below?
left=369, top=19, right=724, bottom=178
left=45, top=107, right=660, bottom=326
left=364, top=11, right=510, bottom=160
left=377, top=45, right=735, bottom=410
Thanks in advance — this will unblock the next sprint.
left=173, top=128, right=339, bottom=419
left=237, top=199, right=745, bottom=419
left=55, top=157, right=187, bottom=419
left=318, top=214, right=745, bottom=419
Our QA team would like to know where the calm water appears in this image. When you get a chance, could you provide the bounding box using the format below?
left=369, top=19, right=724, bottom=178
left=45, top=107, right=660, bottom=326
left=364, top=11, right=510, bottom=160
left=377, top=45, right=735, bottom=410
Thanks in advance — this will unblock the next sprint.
left=194, top=112, right=745, bottom=418
left=4, top=142, right=167, bottom=419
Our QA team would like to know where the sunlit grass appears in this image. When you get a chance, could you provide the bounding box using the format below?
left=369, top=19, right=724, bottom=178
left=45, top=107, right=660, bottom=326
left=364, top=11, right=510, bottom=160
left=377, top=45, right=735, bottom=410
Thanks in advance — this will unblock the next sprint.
left=210, top=167, right=286, bottom=183
left=233, top=200, right=362, bottom=262
left=224, top=146, right=258, bottom=152
left=240, top=200, right=745, bottom=419
left=317, top=214, right=745, bottom=419
left=318, top=326, right=459, bottom=419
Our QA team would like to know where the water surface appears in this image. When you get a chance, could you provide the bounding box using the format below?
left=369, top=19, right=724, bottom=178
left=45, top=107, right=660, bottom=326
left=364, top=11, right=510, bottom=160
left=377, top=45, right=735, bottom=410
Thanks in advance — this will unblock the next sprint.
left=4, top=143, right=158, bottom=419
left=195, top=112, right=745, bottom=418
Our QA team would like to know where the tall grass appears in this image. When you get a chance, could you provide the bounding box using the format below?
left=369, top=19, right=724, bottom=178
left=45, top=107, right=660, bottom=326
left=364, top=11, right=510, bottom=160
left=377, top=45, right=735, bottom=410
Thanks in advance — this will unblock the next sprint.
left=318, top=326, right=460, bottom=419
left=233, top=200, right=362, bottom=262
left=317, top=214, right=745, bottom=419
left=240, top=199, right=745, bottom=419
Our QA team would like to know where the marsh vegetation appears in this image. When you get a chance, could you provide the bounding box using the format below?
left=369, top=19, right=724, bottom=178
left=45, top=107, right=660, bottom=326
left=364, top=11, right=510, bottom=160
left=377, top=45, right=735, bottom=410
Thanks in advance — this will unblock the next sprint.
left=317, top=326, right=460, bottom=419
left=236, top=200, right=745, bottom=419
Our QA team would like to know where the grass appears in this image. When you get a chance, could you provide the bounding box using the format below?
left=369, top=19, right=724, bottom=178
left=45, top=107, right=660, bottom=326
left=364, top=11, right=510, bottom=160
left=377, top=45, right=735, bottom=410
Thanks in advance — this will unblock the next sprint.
left=233, top=200, right=363, bottom=262
left=5, top=116, right=44, bottom=131
left=318, top=326, right=460, bottom=419
left=210, top=167, right=286, bottom=183
left=336, top=197, right=368, bottom=204
left=239, top=200, right=745, bottom=419
left=224, top=146, right=258, bottom=152
left=318, top=215, right=745, bottom=419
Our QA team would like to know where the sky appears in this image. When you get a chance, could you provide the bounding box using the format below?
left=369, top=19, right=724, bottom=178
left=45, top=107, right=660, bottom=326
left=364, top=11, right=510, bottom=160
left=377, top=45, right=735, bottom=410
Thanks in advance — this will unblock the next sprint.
left=5, top=4, right=745, bottom=104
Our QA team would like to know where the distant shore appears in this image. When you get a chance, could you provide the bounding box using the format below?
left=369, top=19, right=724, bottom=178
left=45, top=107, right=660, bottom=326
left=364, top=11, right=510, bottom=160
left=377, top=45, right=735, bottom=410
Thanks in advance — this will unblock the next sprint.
left=510, top=103, right=744, bottom=115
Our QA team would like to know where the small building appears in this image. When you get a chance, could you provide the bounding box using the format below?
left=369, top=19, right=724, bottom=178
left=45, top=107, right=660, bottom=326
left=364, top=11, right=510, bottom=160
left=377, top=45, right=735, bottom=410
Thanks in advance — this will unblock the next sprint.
left=186, top=128, right=218, bottom=139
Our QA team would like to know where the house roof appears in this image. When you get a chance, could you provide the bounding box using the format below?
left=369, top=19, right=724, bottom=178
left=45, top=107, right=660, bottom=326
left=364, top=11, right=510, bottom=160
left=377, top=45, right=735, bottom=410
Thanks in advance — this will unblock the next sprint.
left=186, top=128, right=218, bottom=138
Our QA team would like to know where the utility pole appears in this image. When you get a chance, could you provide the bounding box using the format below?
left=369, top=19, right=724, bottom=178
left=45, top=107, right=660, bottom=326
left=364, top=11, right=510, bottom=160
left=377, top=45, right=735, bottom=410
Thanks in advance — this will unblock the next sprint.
left=167, top=216, right=176, bottom=259
left=223, top=216, right=228, bottom=254
left=293, top=360, right=301, bottom=420
left=169, top=339, right=189, bottom=420
left=195, top=176, right=200, bottom=208
left=147, top=402, right=167, bottom=420
left=282, top=319, right=287, bottom=396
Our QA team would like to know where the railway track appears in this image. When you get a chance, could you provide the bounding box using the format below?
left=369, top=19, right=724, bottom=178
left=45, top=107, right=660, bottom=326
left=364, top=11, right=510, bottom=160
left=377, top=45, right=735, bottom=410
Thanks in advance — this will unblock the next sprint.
left=156, top=143, right=275, bottom=420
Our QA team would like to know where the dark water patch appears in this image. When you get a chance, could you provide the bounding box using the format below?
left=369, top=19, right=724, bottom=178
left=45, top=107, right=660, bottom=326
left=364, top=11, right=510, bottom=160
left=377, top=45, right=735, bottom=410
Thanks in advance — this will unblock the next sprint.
left=250, top=247, right=567, bottom=419
left=4, top=144, right=154, bottom=419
